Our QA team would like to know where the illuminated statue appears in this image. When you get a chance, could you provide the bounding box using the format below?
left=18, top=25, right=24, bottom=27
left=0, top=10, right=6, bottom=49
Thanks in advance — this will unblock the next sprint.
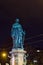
left=11, top=18, right=25, bottom=49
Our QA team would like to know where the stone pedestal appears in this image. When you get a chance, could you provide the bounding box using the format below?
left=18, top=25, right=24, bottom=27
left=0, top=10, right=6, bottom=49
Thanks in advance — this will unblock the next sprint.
left=10, top=48, right=27, bottom=65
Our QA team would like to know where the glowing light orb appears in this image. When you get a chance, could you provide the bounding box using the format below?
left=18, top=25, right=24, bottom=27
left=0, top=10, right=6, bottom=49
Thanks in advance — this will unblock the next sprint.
left=2, top=52, right=7, bottom=58
left=37, top=50, right=40, bottom=52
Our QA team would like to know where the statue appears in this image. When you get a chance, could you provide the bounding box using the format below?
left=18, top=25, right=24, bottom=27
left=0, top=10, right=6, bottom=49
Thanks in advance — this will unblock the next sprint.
left=11, top=18, right=25, bottom=49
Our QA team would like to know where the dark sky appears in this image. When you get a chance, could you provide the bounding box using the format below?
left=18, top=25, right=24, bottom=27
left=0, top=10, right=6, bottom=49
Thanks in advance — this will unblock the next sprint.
left=0, top=0, right=43, bottom=50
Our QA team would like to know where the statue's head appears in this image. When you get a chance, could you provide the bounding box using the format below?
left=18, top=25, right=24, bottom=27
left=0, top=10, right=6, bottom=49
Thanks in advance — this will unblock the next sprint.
left=15, top=18, right=19, bottom=23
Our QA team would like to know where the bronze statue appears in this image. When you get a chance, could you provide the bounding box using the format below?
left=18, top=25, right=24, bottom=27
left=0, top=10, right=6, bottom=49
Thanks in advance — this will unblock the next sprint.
left=11, top=18, right=25, bottom=49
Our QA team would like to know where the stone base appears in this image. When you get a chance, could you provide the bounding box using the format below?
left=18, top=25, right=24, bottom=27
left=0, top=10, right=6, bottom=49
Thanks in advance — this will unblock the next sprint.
left=10, top=48, right=27, bottom=65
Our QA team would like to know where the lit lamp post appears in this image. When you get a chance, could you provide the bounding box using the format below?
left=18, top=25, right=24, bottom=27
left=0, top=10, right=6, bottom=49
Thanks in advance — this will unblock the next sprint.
left=1, top=51, right=10, bottom=65
left=1, top=51, right=8, bottom=65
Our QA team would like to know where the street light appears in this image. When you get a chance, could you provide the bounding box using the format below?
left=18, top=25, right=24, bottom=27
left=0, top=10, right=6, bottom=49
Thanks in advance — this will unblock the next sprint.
left=0, top=50, right=10, bottom=65
left=33, top=60, right=37, bottom=63
left=2, top=52, right=7, bottom=58
left=37, top=50, right=40, bottom=52
left=1, top=51, right=7, bottom=59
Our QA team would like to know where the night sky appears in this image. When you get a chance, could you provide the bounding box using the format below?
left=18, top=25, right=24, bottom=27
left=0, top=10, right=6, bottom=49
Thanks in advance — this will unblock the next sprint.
left=0, top=0, right=43, bottom=51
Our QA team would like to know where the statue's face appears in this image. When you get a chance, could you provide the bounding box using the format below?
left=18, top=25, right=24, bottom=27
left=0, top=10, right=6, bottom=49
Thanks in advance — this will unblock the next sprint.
left=16, top=18, right=19, bottom=23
